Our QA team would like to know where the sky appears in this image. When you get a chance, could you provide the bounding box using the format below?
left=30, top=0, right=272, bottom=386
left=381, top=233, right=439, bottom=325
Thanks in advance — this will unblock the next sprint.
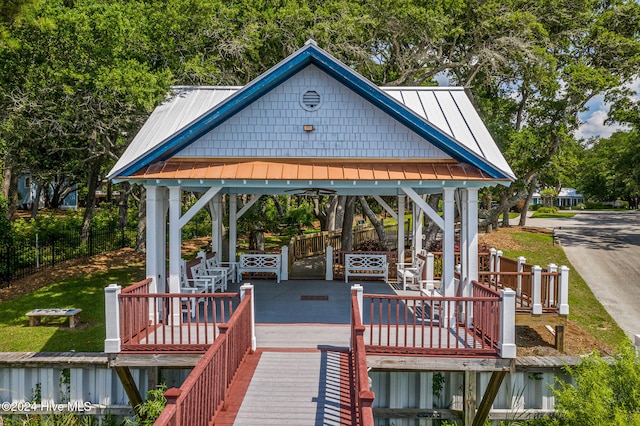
left=575, top=78, right=640, bottom=141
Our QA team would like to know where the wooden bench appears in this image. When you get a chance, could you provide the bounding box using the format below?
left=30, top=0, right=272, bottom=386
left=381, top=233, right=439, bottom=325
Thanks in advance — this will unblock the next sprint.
left=26, top=308, right=82, bottom=328
left=237, top=253, right=281, bottom=283
left=344, top=253, right=388, bottom=283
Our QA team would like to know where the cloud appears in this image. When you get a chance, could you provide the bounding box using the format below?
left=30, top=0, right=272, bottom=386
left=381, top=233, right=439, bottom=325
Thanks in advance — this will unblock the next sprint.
left=574, top=77, right=639, bottom=141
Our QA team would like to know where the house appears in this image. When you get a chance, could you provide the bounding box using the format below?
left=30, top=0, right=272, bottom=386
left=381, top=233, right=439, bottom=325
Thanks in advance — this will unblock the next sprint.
left=17, top=172, right=78, bottom=210
left=532, top=188, right=584, bottom=208
left=104, top=41, right=569, bottom=425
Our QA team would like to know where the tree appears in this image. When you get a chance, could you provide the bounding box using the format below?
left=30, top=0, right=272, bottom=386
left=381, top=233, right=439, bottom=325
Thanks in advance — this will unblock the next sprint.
left=552, top=347, right=640, bottom=425
left=578, top=131, right=640, bottom=204
left=0, top=0, right=172, bottom=231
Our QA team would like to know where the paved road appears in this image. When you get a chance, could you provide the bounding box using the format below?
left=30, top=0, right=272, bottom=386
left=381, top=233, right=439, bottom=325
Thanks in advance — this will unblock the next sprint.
left=518, top=211, right=640, bottom=341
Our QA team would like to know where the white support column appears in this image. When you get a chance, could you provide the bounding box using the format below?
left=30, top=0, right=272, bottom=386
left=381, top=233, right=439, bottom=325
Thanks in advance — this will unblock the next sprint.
left=240, top=284, right=256, bottom=351
left=489, top=248, right=497, bottom=273
left=350, top=284, right=364, bottom=351
left=229, top=194, right=238, bottom=264
left=398, top=194, right=405, bottom=262
left=168, top=186, right=182, bottom=324
left=532, top=265, right=543, bottom=315
left=442, top=188, right=456, bottom=297
left=548, top=263, right=557, bottom=308
left=210, top=194, right=223, bottom=261
left=425, top=252, right=435, bottom=286
left=326, top=246, right=334, bottom=281
left=500, top=288, right=517, bottom=358
left=145, top=186, right=161, bottom=294
left=517, top=256, right=526, bottom=297
left=281, top=245, right=289, bottom=281
left=466, top=188, right=479, bottom=292
left=460, top=189, right=469, bottom=297
left=104, top=284, right=121, bottom=353
left=352, top=284, right=364, bottom=324
left=558, top=265, right=570, bottom=315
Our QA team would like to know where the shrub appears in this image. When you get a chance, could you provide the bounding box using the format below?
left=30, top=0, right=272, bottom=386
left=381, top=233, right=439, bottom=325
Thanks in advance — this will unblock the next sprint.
left=536, top=207, right=558, bottom=214
left=354, top=239, right=388, bottom=251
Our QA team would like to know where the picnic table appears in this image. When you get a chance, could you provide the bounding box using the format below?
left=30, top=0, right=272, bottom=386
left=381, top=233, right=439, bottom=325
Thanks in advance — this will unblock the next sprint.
left=26, top=308, right=82, bottom=328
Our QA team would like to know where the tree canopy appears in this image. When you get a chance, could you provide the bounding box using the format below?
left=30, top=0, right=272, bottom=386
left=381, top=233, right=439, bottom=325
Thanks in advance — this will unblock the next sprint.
left=0, top=0, right=639, bottom=224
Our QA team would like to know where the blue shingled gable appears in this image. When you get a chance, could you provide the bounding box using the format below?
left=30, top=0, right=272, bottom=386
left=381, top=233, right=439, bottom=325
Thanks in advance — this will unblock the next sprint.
left=112, top=40, right=513, bottom=180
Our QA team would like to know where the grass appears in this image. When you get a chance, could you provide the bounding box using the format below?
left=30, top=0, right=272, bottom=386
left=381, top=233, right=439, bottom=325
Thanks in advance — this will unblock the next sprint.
left=494, top=229, right=630, bottom=351
left=0, top=264, right=145, bottom=352
left=531, top=211, right=577, bottom=218
left=0, top=226, right=629, bottom=353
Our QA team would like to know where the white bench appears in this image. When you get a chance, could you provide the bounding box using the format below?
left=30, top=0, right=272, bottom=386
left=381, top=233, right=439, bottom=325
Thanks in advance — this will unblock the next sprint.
left=344, top=253, right=388, bottom=283
left=238, top=253, right=281, bottom=283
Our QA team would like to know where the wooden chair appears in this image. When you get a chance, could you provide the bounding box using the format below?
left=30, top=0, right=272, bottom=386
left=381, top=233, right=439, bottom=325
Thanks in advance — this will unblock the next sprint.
left=396, top=252, right=426, bottom=290
left=196, top=251, right=236, bottom=288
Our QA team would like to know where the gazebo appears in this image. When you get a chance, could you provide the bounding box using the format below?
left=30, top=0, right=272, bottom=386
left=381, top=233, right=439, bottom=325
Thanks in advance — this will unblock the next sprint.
left=107, top=39, right=515, bottom=308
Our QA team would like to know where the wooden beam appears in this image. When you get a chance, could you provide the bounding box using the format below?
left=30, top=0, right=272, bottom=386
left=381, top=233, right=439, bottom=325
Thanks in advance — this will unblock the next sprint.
left=464, top=370, right=476, bottom=425
left=472, top=370, right=507, bottom=426
left=109, top=353, right=203, bottom=368
left=367, top=355, right=514, bottom=372
left=373, top=407, right=461, bottom=420
left=115, top=366, right=143, bottom=413
left=515, top=313, right=568, bottom=327
left=555, top=325, right=565, bottom=353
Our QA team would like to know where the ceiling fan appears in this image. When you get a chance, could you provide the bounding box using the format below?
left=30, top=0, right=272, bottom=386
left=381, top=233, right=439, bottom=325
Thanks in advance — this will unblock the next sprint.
left=284, top=188, right=337, bottom=196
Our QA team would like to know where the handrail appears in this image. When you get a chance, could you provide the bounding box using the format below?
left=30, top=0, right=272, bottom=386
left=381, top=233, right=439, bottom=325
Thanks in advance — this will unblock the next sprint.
left=362, top=287, right=502, bottom=357
left=351, top=289, right=375, bottom=426
left=154, top=289, right=253, bottom=426
left=119, top=287, right=239, bottom=352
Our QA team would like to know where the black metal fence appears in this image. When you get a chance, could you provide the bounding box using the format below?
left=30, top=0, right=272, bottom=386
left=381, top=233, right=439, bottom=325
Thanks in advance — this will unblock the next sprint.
left=0, top=224, right=136, bottom=288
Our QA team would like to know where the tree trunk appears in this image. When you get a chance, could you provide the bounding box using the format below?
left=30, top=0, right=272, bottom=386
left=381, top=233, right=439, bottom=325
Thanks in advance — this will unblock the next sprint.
left=30, top=183, right=41, bottom=219
left=81, top=161, right=101, bottom=243
left=335, top=196, right=346, bottom=229
left=358, top=196, right=387, bottom=247
left=135, top=185, right=146, bottom=253
left=519, top=178, right=537, bottom=226
left=423, top=194, right=441, bottom=250
left=2, top=161, right=19, bottom=220
left=118, top=182, right=131, bottom=231
left=340, top=196, right=356, bottom=251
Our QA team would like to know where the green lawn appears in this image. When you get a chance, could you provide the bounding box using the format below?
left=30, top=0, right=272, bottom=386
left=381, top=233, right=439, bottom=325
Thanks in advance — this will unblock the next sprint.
left=0, top=264, right=145, bottom=352
left=531, top=211, right=577, bottom=218
left=494, top=230, right=629, bottom=350
left=0, top=226, right=629, bottom=353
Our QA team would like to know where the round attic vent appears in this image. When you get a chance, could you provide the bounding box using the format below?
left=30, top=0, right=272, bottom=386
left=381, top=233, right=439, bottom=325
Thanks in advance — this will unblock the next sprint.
left=301, top=89, right=322, bottom=111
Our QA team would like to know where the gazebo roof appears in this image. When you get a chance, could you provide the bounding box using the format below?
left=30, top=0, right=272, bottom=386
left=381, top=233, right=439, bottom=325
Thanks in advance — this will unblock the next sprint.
left=108, top=40, right=515, bottom=190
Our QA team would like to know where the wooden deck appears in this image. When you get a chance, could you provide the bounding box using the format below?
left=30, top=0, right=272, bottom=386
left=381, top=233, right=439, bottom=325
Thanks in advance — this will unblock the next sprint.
left=217, top=349, right=355, bottom=425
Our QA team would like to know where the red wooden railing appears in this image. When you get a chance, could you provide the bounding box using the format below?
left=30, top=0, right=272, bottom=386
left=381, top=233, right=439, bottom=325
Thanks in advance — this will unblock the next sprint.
left=478, top=262, right=561, bottom=314
left=154, top=288, right=253, bottom=426
left=351, top=290, right=375, bottom=426
left=362, top=282, right=502, bottom=357
left=119, top=279, right=239, bottom=352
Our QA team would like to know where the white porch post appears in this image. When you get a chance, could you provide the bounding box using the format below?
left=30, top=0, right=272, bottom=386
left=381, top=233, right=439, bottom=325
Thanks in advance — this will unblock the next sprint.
left=442, top=188, right=456, bottom=297
left=168, top=186, right=182, bottom=324
left=104, top=284, right=121, bottom=353
left=210, top=194, right=223, bottom=262
left=499, top=288, right=517, bottom=358
left=229, top=194, right=238, bottom=264
left=397, top=195, right=405, bottom=263
left=281, top=245, right=289, bottom=281
left=558, top=266, right=570, bottom=315
left=464, top=188, right=479, bottom=296
left=145, top=186, right=165, bottom=294
left=240, top=284, right=256, bottom=351
left=326, top=246, right=334, bottom=280
left=460, top=189, right=469, bottom=298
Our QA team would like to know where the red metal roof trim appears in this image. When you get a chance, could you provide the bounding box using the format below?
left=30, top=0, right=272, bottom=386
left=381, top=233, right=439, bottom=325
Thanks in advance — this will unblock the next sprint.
left=130, top=159, right=496, bottom=181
